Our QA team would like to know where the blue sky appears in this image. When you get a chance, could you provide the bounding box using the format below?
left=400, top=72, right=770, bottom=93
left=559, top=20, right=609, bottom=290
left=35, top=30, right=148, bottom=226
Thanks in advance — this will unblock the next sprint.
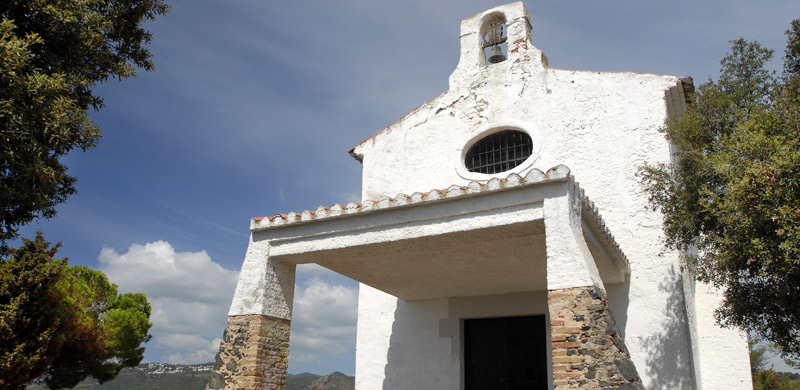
left=14, top=0, right=800, bottom=376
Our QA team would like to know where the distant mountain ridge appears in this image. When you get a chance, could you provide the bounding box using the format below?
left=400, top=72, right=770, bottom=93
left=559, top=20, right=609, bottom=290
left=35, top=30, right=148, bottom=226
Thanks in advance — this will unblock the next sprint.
left=297, top=371, right=354, bottom=390
left=27, top=363, right=353, bottom=390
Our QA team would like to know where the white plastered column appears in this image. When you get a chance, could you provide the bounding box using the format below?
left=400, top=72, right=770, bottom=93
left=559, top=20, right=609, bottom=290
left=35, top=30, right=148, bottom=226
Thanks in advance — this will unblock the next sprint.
left=208, top=232, right=296, bottom=390
left=543, top=171, right=604, bottom=293
left=229, top=232, right=296, bottom=320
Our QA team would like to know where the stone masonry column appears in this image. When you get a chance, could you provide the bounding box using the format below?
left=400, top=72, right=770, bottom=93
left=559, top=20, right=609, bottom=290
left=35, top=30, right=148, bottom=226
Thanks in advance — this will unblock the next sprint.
left=207, top=234, right=296, bottom=390
left=548, top=287, right=643, bottom=390
left=543, top=174, right=643, bottom=389
left=207, top=315, right=291, bottom=389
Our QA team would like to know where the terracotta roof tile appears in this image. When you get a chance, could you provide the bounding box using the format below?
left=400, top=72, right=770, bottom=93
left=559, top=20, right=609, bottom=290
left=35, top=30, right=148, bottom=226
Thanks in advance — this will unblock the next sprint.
left=250, top=164, right=629, bottom=267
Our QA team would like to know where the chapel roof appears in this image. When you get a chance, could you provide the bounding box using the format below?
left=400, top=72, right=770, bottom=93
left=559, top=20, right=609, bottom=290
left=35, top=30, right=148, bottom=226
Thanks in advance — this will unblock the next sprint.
left=251, top=165, right=628, bottom=270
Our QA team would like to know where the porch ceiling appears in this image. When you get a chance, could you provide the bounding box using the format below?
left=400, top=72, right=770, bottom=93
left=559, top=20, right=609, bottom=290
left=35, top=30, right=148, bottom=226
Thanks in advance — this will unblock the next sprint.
left=281, top=220, right=547, bottom=301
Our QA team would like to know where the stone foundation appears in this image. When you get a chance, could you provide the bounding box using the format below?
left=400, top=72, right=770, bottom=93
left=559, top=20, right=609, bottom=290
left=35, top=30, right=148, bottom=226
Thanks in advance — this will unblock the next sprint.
left=206, top=314, right=291, bottom=390
left=549, top=287, right=644, bottom=390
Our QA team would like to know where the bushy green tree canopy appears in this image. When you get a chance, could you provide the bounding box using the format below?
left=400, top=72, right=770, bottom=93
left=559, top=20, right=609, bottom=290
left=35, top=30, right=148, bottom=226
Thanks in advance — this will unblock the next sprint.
left=0, top=1, right=166, bottom=387
left=0, top=0, right=169, bottom=251
left=640, top=20, right=800, bottom=359
left=0, top=233, right=152, bottom=389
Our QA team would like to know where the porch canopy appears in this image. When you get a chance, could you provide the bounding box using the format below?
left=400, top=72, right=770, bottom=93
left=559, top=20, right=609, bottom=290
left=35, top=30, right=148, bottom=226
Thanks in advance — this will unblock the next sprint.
left=228, top=165, right=630, bottom=319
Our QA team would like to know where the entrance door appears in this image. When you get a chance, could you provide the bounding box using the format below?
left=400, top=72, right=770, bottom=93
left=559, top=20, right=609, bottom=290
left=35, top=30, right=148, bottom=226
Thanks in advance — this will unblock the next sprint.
left=464, top=315, right=547, bottom=390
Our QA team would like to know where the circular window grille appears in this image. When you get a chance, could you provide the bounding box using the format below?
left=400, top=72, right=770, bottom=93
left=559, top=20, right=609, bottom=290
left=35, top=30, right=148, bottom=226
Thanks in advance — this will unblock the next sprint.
left=465, top=130, right=533, bottom=174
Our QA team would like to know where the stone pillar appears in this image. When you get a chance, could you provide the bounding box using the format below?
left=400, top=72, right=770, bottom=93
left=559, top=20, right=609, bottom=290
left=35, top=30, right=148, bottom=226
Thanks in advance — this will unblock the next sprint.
left=548, top=287, right=643, bottom=390
left=207, top=234, right=296, bottom=390
left=207, top=314, right=291, bottom=390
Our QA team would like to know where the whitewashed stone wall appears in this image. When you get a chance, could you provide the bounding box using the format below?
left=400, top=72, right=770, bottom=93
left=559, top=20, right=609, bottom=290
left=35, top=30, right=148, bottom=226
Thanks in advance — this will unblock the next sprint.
left=351, top=2, right=751, bottom=389
left=356, top=288, right=550, bottom=389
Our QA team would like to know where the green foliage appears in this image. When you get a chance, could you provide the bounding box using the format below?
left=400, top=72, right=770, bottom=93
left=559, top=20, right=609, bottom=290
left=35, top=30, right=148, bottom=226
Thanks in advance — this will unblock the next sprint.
left=0, top=233, right=152, bottom=389
left=785, top=20, right=800, bottom=77
left=0, top=2, right=163, bottom=386
left=780, top=373, right=800, bottom=390
left=25, top=367, right=353, bottom=390
left=0, top=232, right=66, bottom=388
left=0, top=0, right=169, bottom=252
left=640, top=20, right=800, bottom=360
left=752, top=338, right=770, bottom=377
left=755, top=370, right=790, bottom=390
left=748, top=339, right=800, bottom=390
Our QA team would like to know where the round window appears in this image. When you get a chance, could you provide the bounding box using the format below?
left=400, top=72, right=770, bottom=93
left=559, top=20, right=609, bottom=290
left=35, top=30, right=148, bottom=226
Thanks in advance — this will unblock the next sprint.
left=465, top=130, right=533, bottom=174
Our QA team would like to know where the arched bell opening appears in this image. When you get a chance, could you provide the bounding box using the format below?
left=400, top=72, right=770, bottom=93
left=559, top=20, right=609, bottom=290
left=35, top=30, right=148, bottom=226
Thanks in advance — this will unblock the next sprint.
left=480, top=13, right=507, bottom=65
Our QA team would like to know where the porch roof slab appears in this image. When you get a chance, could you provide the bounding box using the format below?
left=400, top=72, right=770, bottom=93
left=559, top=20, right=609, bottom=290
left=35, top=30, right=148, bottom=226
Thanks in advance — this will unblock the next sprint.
left=247, top=165, right=629, bottom=301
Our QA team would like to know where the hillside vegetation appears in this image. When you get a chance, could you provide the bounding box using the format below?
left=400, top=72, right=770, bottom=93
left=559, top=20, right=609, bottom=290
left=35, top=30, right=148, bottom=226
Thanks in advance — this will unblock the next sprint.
left=27, top=363, right=354, bottom=390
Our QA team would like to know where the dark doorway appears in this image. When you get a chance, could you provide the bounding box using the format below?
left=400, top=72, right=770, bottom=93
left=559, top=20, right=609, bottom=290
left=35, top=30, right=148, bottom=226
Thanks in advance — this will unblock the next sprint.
left=464, top=315, right=548, bottom=389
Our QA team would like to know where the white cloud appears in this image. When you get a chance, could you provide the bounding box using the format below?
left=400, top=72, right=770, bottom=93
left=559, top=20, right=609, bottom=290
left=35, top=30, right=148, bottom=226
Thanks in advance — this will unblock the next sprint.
left=290, top=275, right=358, bottom=363
left=296, top=263, right=338, bottom=278
left=157, top=333, right=211, bottom=350
left=334, top=191, right=362, bottom=204
left=99, top=241, right=239, bottom=364
left=163, top=337, right=222, bottom=365
left=97, top=243, right=358, bottom=370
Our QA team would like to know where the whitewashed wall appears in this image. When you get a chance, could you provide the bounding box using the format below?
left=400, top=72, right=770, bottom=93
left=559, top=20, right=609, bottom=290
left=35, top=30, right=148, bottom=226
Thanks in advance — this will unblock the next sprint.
left=356, top=287, right=551, bottom=389
left=351, top=2, right=751, bottom=389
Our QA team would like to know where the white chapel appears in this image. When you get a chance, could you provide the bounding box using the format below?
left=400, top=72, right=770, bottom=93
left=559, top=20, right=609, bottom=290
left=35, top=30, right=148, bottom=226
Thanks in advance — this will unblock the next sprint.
left=208, top=3, right=753, bottom=389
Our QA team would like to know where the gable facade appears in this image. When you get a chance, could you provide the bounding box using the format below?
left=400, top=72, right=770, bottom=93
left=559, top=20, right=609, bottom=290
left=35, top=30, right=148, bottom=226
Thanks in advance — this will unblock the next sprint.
left=207, top=3, right=752, bottom=389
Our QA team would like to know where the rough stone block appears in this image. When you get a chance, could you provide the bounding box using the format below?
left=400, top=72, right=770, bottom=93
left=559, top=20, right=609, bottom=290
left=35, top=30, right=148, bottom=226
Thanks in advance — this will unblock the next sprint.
left=206, top=314, right=291, bottom=390
left=548, top=287, right=644, bottom=390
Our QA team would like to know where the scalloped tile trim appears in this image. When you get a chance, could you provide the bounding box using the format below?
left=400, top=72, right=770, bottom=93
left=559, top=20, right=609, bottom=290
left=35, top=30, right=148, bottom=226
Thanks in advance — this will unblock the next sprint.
left=251, top=164, right=628, bottom=267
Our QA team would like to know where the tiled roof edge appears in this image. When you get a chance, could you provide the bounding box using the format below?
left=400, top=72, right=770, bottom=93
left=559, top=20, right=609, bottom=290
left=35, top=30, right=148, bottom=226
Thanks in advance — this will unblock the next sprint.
left=250, top=164, right=628, bottom=267
left=251, top=164, right=570, bottom=231
left=573, top=178, right=630, bottom=271
left=250, top=164, right=628, bottom=265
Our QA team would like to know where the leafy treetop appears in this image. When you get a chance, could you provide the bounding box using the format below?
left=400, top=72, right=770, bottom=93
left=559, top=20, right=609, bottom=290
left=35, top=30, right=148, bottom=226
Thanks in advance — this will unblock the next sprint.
left=0, top=233, right=152, bottom=389
left=0, top=0, right=169, bottom=253
left=640, top=20, right=800, bottom=360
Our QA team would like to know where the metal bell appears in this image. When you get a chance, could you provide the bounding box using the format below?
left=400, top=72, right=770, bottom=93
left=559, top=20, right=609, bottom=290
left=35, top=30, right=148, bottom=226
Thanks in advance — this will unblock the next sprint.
left=488, top=45, right=506, bottom=64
